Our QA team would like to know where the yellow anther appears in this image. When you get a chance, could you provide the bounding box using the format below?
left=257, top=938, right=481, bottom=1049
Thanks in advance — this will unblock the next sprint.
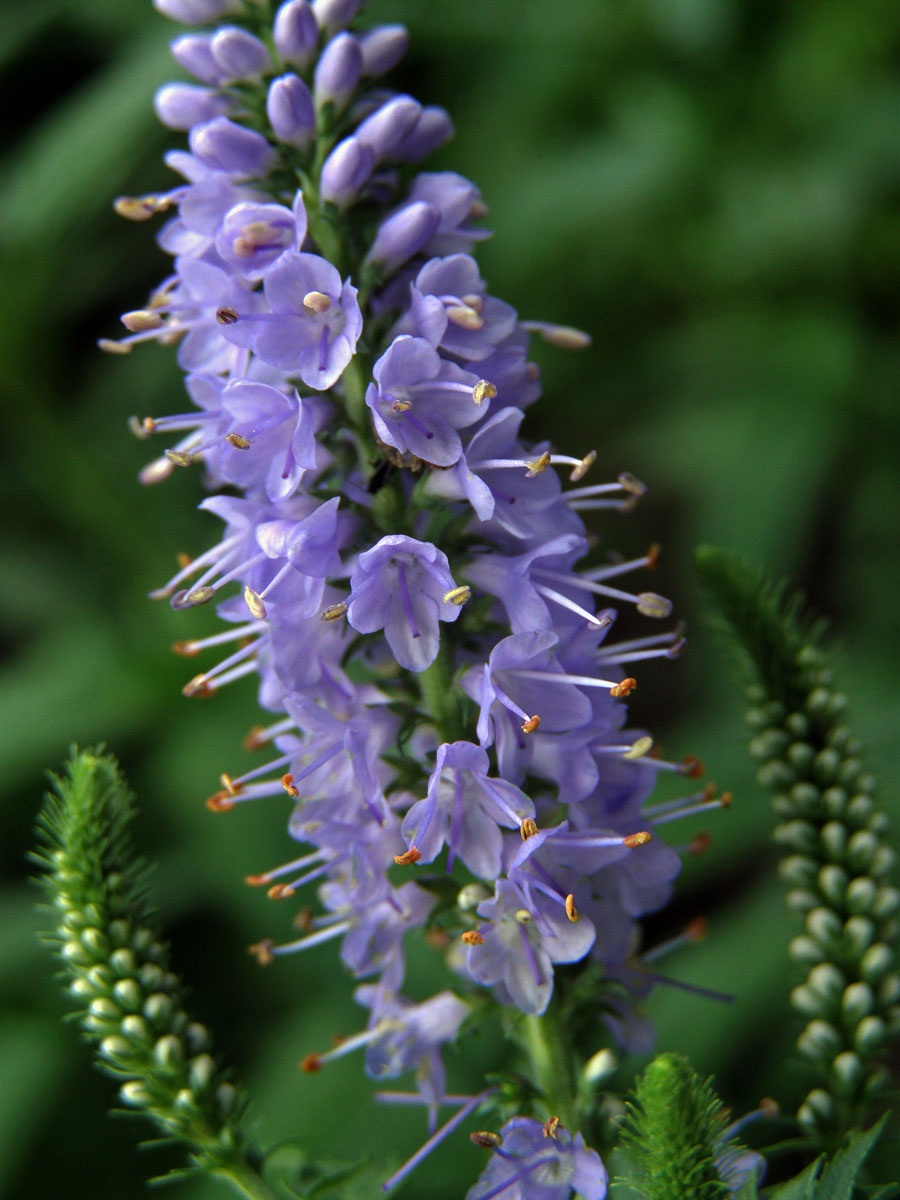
left=536, top=324, right=591, bottom=349
left=525, top=452, right=551, bottom=477
left=303, top=290, right=332, bottom=313
left=165, top=449, right=193, bottom=468
left=183, top=674, right=211, bottom=698
left=184, top=586, right=215, bottom=606
left=206, top=790, right=234, bottom=811
left=565, top=894, right=578, bottom=922
left=390, top=398, right=412, bottom=413
left=128, top=416, right=156, bottom=439
left=226, top=433, right=251, bottom=449
left=618, top=471, right=647, bottom=496
left=646, top=542, right=661, bottom=569
left=267, top=883, right=296, bottom=900
left=637, top=592, right=672, bottom=619
left=543, top=1116, right=561, bottom=1139
left=171, top=641, right=200, bottom=658
left=520, top=714, right=541, bottom=734
left=281, top=773, right=299, bottom=798
left=248, top=939, right=274, bottom=966
left=515, top=908, right=533, bottom=924
left=121, top=309, right=164, bottom=332
left=244, top=586, right=267, bottom=620
left=520, top=818, right=539, bottom=840
left=624, top=735, right=653, bottom=760
left=321, top=602, right=348, bottom=622
left=98, top=338, right=132, bottom=355
left=472, top=379, right=497, bottom=406
left=219, top=773, right=241, bottom=796
left=569, top=450, right=596, bottom=482
left=461, top=930, right=485, bottom=946
left=446, top=304, right=484, bottom=330
left=114, top=194, right=172, bottom=221
left=623, top=831, right=652, bottom=848
left=443, top=585, right=471, bottom=606
left=469, top=198, right=489, bottom=219
left=461, top=293, right=484, bottom=313
left=470, top=1131, right=502, bottom=1148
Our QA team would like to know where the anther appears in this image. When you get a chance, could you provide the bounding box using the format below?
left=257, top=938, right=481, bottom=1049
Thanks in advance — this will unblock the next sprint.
left=680, top=755, right=704, bottom=778
left=248, top=939, right=274, bottom=966
left=565, top=894, right=578, bottom=922
left=525, top=452, right=551, bottom=477
left=529, top=323, right=591, bottom=349
left=121, top=309, right=164, bottom=332
left=128, top=416, right=156, bottom=439
left=114, top=194, right=172, bottom=220
left=171, top=641, right=200, bottom=657
left=390, top=398, right=412, bottom=413
left=216, top=307, right=239, bottom=325
left=543, top=1116, right=561, bottom=1139
left=636, top=593, right=672, bottom=619
left=243, top=725, right=268, bottom=750
left=443, top=586, right=471, bottom=606
left=521, top=714, right=541, bottom=734
left=267, top=883, right=295, bottom=900
left=618, top=472, right=647, bottom=496
left=684, top=917, right=708, bottom=942
left=719, top=791, right=733, bottom=808
left=462, top=293, right=484, bottom=313
left=244, top=586, right=267, bottom=620
left=219, top=773, right=241, bottom=796
left=569, top=450, right=596, bottom=482
left=226, top=433, right=251, bottom=449
left=461, top=930, right=485, bottom=946
left=98, top=338, right=133, bottom=355
left=184, top=586, right=215, bottom=606
left=515, top=909, right=532, bottom=923
left=393, top=847, right=422, bottom=865
left=281, top=773, right=299, bottom=798
left=470, top=1131, right=502, bottom=1148
left=176, top=552, right=192, bottom=568
left=300, top=1053, right=322, bottom=1072
left=165, top=449, right=193, bottom=468
left=689, top=832, right=712, bottom=856
left=472, top=379, right=496, bottom=406
left=321, top=602, right=348, bottom=622
left=610, top=678, right=637, bottom=698
left=302, top=290, right=332, bottom=313
left=520, top=818, right=539, bottom=840
left=624, top=831, right=652, bottom=848
left=294, top=907, right=313, bottom=930
left=206, top=790, right=235, bottom=812
left=183, top=674, right=212, bottom=698
left=245, top=873, right=268, bottom=887
left=646, top=543, right=661, bottom=569
left=624, top=735, right=653, bottom=759
left=446, top=304, right=484, bottom=330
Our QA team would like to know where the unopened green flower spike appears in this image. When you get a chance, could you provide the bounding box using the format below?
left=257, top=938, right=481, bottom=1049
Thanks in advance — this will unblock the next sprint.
left=33, top=748, right=282, bottom=1200
left=695, top=547, right=899, bottom=1143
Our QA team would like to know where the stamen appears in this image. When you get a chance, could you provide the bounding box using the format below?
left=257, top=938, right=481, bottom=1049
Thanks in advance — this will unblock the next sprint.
left=114, top=193, right=174, bottom=220
left=206, top=790, right=235, bottom=811
left=165, top=449, right=193, bottom=468
left=532, top=583, right=603, bottom=630
left=226, top=433, right=251, bottom=449
left=525, top=452, right=550, bottom=476
left=247, top=939, right=274, bottom=966
left=565, top=894, right=578, bottom=922
left=641, top=917, right=709, bottom=964
left=520, top=715, right=541, bottom=734
left=446, top=304, right=484, bottom=330
left=121, top=309, right=164, bottom=332
left=461, top=930, right=484, bottom=946
left=443, top=586, right=471, bottom=606
left=470, top=1131, right=502, bottom=1148
left=244, top=586, right=267, bottom=619
left=243, top=717, right=294, bottom=750
left=569, top=450, right=596, bottom=482
left=303, top=290, right=332, bottom=313
left=520, top=818, right=539, bottom=839
left=220, top=772, right=241, bottom=797
left=619, top=472, right=646, bottom=495
left=637, top=593, right=673, bottom=619
left=623, top=831, right=652, bottom=847
left=461, top=293, right=484, bottom=313
left=381, top=1088, right=495, bottom=1193
left=393, top=847, right=422, bottom=865
left=522, top=321, right=591, bottom=349
left=543, top=1116, right=561, bottom=1139
left=623, top=735, right=654, bottom=759
left=321, top=602, right=348, bottom=621
left=216, top=307, right=239, bottom=325
left=128, top=416, right=156, bottom=438
left=473, top=379, right=496, bottom=406
left=281, top=773, right=299, bottom=797
left=610, top=678, right=637, bottom=698
left=98, top=339, right=133, bottom=355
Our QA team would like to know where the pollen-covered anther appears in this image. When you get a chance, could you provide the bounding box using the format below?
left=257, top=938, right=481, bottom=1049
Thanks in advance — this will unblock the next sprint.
left=543, top=1116, right=561, bottom=1140
left=534, top=323, right=591, bottom=349
left=646, top=542, right=661, bottom=569
left=390, top=398, right=412, bottom=413
left=300, top=1053, right=322, bottom=1073
left=165, top=449, right=193, bottom=468
left=243, top=725, right=268, bottom=751
left=267, top=883, right=296, bottom=900
left=248, top=939, right=274, bottom=966
left=684, top=917, right=708, bottom=942
left=321, top=602, right=348, bottom=622
left=525, top=452, right=551, bottom=477
left=569, top=450, right=596, bottom=482
left=293, top=906, right=313, bottom=931
left=128, top=416, right=157, bottom=439
left=618, top=471, right=647, bottom=496
left=470, top=1131, right=502, bottom=1148
left=206, top=790, right=235, bottom=812
left=443, top=585, right=471, bottom=606
left=623, top=830, right=652, bottom=848
left=689, top=832, right=712, bottom=856
left=226, top=432, right=251, bottom=449
left=760, top=1097, right=780, bottom=1118
left=244, top=586, right=267, bottom=620
left=121, top=309, right=164, bottom=332
left=515, top=908, right=532, bottom=924
left=520, top=818, right=539, bottom=840
left=521, top=714, right=541, bottom=734
left=472, top=379, right=497, bottom=406
left=393, top=846, right=422, bottom=865
left=636, top=592, right=672, bottom=619
left=446, top=303, right=484, bottom=330
left=183, top=674, right=213, bottom=698
left=719, top=791, right=733, bottom=808
left=281, top=773, right=299, bottom=798
left=216, top=306, right=239, bottom=325
left=98, top=338, right=133, bottom=355
left=184, top=586, right=216, bottom=607
left=565, top=894, right=578, bottom=922
left=302, top=290, right=332, bottom=313
left=114, top=194, right=172, bottom=220
left=245, top=873, right=268, bottom=887
left=610, top=678, right=637, bottom=698
left=680, top=755, right=704, bottom=778
left=623, top=735, right=653, bottom=760
left=461, top=930, right=485, bottom=946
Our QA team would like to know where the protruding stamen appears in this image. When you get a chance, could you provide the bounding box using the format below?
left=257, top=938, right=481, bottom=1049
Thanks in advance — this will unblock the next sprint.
left=610, top=678, right=637, bottom=698
left=543, top=1116, right=561, bottom=1139
left=178, top=585, right=216, bottom=607
left=184, top=674, right=212, bottom=698
left=98, top=339, right=133, bottom=355
left=165, top=449, right=193, bottom=468
left=461, top=930, right=484, bottom=946
left=523, top=321, right=591, bottom=349
left=569, top=450, right=596, bottom=481
left=623, top=831, right=652, bottom=848
left=321, top=602, right=348, bottom=622
left=618, top=471, right=647, bottom=495
left=624, top=735, right=653, bottom=759
left=520, top=818, right=539, bottom=840
left=244, top=586, right=267, bottom=620
left=565, top=895, right=578, bottom=922
left=470, top=1131, right=502, bottom=1148
left=680, top=755, right=704, bottom=778
left=473, top=379, right=496, bottom=406
left=206, top=790, right=235, bottom=811
left=300, top=1053, right=322, bottom=1072
left=121, top=309, right=164, bottom=332
left=114, top=194, right=173, bottom=220
left=216, top=307, right=239, bottom=325
left=520, top=714, right=541, bottom=734
left=267, top=883, right=295, bottom=900
left=525, top=452, right=551, bottom=477
left=647, top=542, right=661, bottom=569
left=226, top=432, right=251, bottom=449
left=393, top=847, right=422, bottom=865
left=636, top=592, right=672, bottom=619
left=303, top=290, right=332, bottom=313
left=443, top=585, right=471, bottom=606
left=689, top=832, right=712, bottom=856
left=248, top=939, right=274, bottom=966
left=128, top=416, right=156, bottom=439
left=281, top=773, right=299, bottom=798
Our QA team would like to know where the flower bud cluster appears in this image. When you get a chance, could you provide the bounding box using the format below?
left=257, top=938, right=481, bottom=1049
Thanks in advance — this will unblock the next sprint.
left=744, top=646, right=899, bottom=1133
left=110, top=1, right=703, bottom=1185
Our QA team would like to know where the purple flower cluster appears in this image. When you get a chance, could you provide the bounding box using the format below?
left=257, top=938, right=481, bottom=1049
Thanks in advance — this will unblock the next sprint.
left=112, top=0, right=723, bottom=1188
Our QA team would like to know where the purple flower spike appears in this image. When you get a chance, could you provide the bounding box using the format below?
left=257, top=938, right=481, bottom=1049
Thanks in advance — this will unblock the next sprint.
left=216, top=378, right=320, bottom=501
left=219, top=250, right=362, bottom=390
left=347, top=535, right=462, bottom=672
left=401, top=741, right=534, bottom=878
left=366, top=335, right=484, bottom=467
left=467, top=1117, right=607, bottom=1200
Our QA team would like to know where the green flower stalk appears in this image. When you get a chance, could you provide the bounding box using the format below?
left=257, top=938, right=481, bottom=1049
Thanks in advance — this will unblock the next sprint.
left=695, top=547, right=900, bottom=1142
left=34, top=748, right=280, bottom=1200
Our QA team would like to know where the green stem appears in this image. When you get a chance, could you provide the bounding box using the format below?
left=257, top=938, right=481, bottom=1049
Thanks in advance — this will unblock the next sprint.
left=215, top=1161, right=283, bottom=1200
left=418, top=639, right=466, bottom=744
left=522, top=1012, right=578, bottom=1132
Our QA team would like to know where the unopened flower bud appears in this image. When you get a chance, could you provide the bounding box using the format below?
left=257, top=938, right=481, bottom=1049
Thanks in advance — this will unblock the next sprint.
left=314, top=33, right=363, bottom=111
left=210, top=26, right=270, bottom=82
left=267, top=74, right=315, bottom=148
left=320, top=137, right=375, bottom=207
left=368, top=201, right=440, bottom=272
left=358, top=24, right=409, bottom=76
left=274, top=0, right=320, bottom=69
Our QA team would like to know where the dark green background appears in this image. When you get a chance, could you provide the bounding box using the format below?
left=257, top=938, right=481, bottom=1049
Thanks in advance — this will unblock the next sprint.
left=1, top=0, right=898, bottom=1196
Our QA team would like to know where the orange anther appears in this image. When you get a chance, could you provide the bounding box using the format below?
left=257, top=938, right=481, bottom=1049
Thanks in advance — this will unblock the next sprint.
left=426, top=928, right=449, bottom=949
left=719, top=791, right=733, bottom=808
left=243, top=725, right=267, bottom=751
left=565, top=894, right=578, bottom=922
left=300, top=1053, right=322, bottom=1073
left=646, top=543, right=661, bottom=570
left=293, top=906, right=313, bottom=931
left=543, top=1116, right=561, bottom=1140
left=684, top=917, right=708, bottom=942
left=520, top=818, right=539, bottom=840
left=245, top=873, right=269, bottom=887
left=267, top=883, right=296, bottom=900
left=521, top=715, right=541, bottom=734
left=247, top=939, right=274, bottom=966
left=183, top=674, right=213, bottom=698
left=220, top=773, right=242, bottom=796
left=680, top=755, right=704, bottom=778
left=176, top=552, right=192, bottom=569
left=206, top=791, right=235, bottom=812
left=393, top=846, right=422, bottom=865
left=470, top=1131, right=502, bottom=1148
left=281, top=773, right=299, bottom=798
left=688, top=832, right=712, bottom=856
left=610, top=678, right=637, bottom=698
left=171, top=641, right=200, bottom=657
left=461, top=930, right=485, bottom=946
left=623, top=831, right=652, bottom=848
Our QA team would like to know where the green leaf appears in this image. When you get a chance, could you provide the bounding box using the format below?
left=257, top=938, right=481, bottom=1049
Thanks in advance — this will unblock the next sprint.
left=816, top=1118, right=889, bottom=1200
left=768, top=1157, right=823, bottom=1200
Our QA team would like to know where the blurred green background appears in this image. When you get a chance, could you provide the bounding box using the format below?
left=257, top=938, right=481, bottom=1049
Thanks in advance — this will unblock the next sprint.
left=1, top=0, right=898, bottom=1196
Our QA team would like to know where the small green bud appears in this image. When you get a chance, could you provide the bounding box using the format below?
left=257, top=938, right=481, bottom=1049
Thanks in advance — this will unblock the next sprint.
left=86, top=965, right=114, bottom=991
left=786, top=887, right=819, bottom=913
left=791, top=984, right=823, bottom=1017
left=862, top=1065, right=890, bottom=1100
left=806, top=907, right=842, bottom=946
left=854, top=1015, right=886, bottom=1055
left=846, top=794, right=874, bottom=825
left=818, top=863, right=849, bottom=907
left=779, top=855, right=818, bottom=887
left=819, top=821, right=847, bottom=861
left=826, top=725, right=851, bottom=751
left=139, top=963, right=166, bottom=991
left=88, top=997, right=121, bottom=1022
left=107, top=919, right=131, bottom=947
left=744, top=705, right=770, bottom=730
left=69, top=978, right=94, bottom=999
left=837, top=759, right=863, bottom=788
left=813, top=748, right=842, bottom=787
left=583, top=1048, right=617, bottom=1086
left=844, top=830, right=877, bottom=873
left=99, top=1036, right=132, bottom=1061
left=830, top=1051, right=864, bottom=1095
left=789, top=782, right=822, bottom=814
left=61, top=940, right=91, bottom=966
left=872, top=885, right=900, bottom=920
left=841, top=916, right=875, bottom=958
left=772, top=794, right=795, bottom=818
left=790, top=935, right=826, bottom=966
left=825, top=692, right=848, bottom=719
left=876, top=973, right=900, bottom=1007
left=858, top=942, right=892, bottom=984
left=131, top=927, right=156, bottom=955
left=119, top=1080, right=153, bottom=1107
left=807, top=963, right=845, bottom=1006
left=846, top=877, right=878, bottom=914
left=805, top=687, right=832, bottom=717
left=786, top=742, right=815, bottom=773
left=80, top=927, right=110, bottom=957
left=775, top=820, right=817, bottom=853
left=798, top=1019, right=842, bottom=1059
left=188, top=1053, right=217, bottom=1093
left=758, top=760, right=795, bottom=789
left=121, top=1014, right=153, bottom=1045
left=821, top=787, right=848, bottom=817
left=174, top=1088, right=197, bottom=1114
left=153, top=1035, right=184, bottom=1070
left=184, top=1023, right=211, bottom=1054
left=112, top=979, right=143, bottom=1012
left=143, top=993, right=174, bottom=1028
left=841, top=982, right=874, bottom=1023
left=750, top=730, right=789, bottom=761
left=870, top=845, right=896, bottom=878
left=786, top=711, right=810, bottom=738
left=798, top=1087, right=834, bottom=1127
left=109, top=948, right=137, bottom=977
left=216, top=1083, right=238, bottom=1116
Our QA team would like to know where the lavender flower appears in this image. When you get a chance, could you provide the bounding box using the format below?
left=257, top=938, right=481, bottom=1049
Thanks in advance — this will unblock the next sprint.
left=468, top=1118, right=607, bottom=1200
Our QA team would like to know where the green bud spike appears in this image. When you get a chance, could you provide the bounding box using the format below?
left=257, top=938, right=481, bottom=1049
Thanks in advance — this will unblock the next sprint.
left=696, top=547, right=898, bottom=1143
left=33, top=748, right=282, bottom=1200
